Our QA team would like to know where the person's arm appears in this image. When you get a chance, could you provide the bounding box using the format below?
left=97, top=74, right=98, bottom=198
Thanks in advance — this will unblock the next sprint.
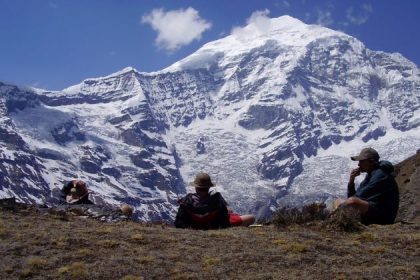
left=174, top=196, right=191, bottom=228
left=174, top=206, right=189, bottom=228
left=347, top=168, right=360, bottom=197
left=215, top=193, right=231, bottom=228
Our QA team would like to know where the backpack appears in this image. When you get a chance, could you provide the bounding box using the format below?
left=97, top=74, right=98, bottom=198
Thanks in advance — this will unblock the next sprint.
left=174, top=192, right=230, bottom=230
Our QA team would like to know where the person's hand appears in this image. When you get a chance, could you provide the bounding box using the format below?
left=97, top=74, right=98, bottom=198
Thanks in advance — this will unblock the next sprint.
left=349, top=168, right=361, bottom=182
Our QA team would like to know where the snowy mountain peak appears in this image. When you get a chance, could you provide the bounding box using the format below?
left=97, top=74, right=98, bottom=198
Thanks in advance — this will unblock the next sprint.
left=61, top=66, right=140, bottom=94
left=164, top=15, right=347, bottom=72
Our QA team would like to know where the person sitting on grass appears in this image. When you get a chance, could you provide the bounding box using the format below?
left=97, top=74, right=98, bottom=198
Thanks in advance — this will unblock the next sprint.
left=335, top=147, right=399, bottom=225
left=174, top=172, right=255, bottom=229
left=61, top=180, right=94, bottom=205
left=60, top=179, right=135, bottom=222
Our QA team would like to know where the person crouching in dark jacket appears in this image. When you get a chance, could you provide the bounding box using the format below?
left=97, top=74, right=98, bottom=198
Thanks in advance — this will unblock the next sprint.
left=337, top=147, right=399, bottom=225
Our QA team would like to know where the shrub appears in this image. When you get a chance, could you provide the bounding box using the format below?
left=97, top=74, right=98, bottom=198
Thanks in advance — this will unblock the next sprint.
left=325, top=206, right=364, bottom=232
left=271, top=203, right=328, bottom=227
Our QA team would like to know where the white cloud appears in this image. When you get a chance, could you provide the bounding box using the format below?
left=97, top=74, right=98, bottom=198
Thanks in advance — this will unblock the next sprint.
left=231, top=9, right=272, bottom=37
left=247, top=9, right=272, bottom=32
left=346, top=4, right=373, bottom=25
left=142, top=7, right=211, bottom=52
left=315, top=9, right=334, bottom=26
left=49, top=2, right=58, bottom=9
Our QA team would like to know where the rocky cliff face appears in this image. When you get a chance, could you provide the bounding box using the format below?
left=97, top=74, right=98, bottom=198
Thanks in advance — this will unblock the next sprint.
left=1, top=16, right=419, bottom=220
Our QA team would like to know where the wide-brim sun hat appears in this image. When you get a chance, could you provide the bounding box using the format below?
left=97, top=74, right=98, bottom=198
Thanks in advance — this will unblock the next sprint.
left=189, top=172, right=215, bottom=188
left=350, top=147, right=380, bottom=161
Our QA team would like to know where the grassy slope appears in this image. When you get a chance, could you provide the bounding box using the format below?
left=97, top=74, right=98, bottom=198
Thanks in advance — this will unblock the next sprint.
left=0, top=151, right=419, bottom=280
left=1, top=205, right=419, bottom=279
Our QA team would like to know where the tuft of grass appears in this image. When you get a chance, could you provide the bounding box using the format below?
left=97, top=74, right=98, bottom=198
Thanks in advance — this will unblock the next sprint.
left=96, top=226, right=113, bottom=234
left=20, top=268, right=33, bottom=278
left=334, top=273, right=348, bottom=280
left=76, top=248, right=92, bottom=257
left=203, top=257, right=220, bottom=266
left=57, top=262, right=88, bottom=278
left=51, top=236, right=67, bottom=248
left=282, top=243, right=309, bottom=253
left=19, top=257, right=49, bottom=278
left=394, top=266, right=410, bottom=273
left=357, top=232, right=378, bottom=242
left=368, top=245, right=386, bottom=254
left=273, top=239, right=287, bottom=245
left=397, top=232, right=420, bottom=241
left=27, top=257, right=48, bottom=269
left=304, top=239, right=316, bottom=246
left=136, top=256, right=155, bottom=264
left=21, top=222, right=31, bottom=228
left=121, top=275, right=144, bottom=280
left=97, top=239, right=120, bottom=248
left=0, top=226, right=8, bottom=238
left=130, top=233, right=145, bottom=242
left=207, top=231, right=231, bottom=238
left=4, top=266, right=14, bottom=274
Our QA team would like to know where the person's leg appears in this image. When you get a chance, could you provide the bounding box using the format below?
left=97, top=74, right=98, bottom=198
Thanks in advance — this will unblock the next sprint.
left=343, top=197, right=369, bottom=214
left=229, top=213, right=255, bottom=227
left=240, top=215, right=255, bottom=227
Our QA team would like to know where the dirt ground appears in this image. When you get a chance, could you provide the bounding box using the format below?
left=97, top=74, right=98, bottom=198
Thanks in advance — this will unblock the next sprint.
left=1, top=204, right=419, bottom=280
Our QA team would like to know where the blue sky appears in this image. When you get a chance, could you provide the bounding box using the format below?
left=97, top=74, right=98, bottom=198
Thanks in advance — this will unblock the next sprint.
left=0, top=0, right=418, bottom=90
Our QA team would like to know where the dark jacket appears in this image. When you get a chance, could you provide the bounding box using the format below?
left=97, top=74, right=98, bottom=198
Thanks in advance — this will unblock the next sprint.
left=174, top=192, right=230, bottom=230
left=348, top=160, right=399, bottom=225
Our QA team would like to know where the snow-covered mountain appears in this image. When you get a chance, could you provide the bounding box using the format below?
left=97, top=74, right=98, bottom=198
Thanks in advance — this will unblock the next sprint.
left=1, top=16, right=419, bottom=220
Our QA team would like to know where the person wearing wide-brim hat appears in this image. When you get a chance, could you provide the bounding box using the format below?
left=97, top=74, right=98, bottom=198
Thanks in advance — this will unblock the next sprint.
left=335, top=147, right=399, bottom=225
left=175, top=172, right=255, bottom=229
left=189, top=172, right=215, bottom=188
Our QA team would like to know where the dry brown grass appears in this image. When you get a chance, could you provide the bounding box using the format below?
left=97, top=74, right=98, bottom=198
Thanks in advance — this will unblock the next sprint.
left=1, top=205, right=419, bottom=280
